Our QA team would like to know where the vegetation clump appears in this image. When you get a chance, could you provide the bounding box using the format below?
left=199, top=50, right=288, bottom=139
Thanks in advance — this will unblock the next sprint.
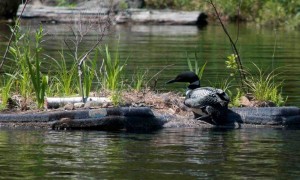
left=144, top=0, right=300, bottom=29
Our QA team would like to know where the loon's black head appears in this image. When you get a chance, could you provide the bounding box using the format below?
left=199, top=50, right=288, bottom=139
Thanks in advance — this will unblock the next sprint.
left=166, top=71, right=200, bottom=89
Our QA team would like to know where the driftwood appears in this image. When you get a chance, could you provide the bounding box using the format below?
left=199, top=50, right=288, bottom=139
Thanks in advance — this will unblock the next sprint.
left=45, top=97, right=111, bottom=108
left=17, top=4, right=207, bottom=26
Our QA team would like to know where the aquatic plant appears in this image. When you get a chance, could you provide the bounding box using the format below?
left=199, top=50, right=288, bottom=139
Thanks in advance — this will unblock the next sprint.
left=186, top=52, right=207, bottom=80
left=47, top=50, right=78, bottom=96
left=8, top=22, right=32, bottom=100
left=131, top=68, right=148, bottom=91
left=0, top=75, right=14, bottom=109
left=83, top=53, right=98, bottom=97
left=244, top=63, right=286, bottom=106
left=26, top=25, right=48, bottom=108
left=100, top=45, right=126, bottom=91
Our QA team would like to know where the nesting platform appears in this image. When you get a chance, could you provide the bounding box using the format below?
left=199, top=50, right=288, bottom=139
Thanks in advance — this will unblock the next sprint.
left=0, top=106, right=299, bottom=132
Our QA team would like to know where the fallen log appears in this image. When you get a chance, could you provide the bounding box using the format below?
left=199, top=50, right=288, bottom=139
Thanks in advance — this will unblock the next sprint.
left=17, top=4, right=207, bottom=26
left=51, top=107, right=163, bottom=132
left=45, top=97, right=111, bottom=109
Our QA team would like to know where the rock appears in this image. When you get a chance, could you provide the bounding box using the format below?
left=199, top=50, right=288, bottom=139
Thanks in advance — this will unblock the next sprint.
left=64, top=103, right=74, bottom=110
left=74, top=102, right=85, bottom=108
left=240, top=96, right=251, bottom=107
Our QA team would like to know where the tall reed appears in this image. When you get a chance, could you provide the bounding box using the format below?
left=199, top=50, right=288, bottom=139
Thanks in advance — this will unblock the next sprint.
left=48, top=50, right=78, bottom=96
left=83, top=53, right=98, bottom=97
left=0, top=75, right=14, bottom=109
left=8, top=23, right=32, bottom=100
left=132, top=68, right=148, bottom=91
left=101, top=45, right=125, bottom=91
left=186, top=52, right=207, bottom=80
left=26, top=25, right=48, bottom=108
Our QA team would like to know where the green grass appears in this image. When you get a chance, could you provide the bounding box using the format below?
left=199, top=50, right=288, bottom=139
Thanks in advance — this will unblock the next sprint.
left=26, top=25, right=48, bottom=108
left=100, top=45, right=126, bottom=91
left=131, top=68, right=148, bottom=91
left=244, top=63, right=286, bottom=106
left=48, top=50, right=78, bottom=96
left=0, top=74, right=14, bottom=109
left=186, top=52, right=207, bottom=80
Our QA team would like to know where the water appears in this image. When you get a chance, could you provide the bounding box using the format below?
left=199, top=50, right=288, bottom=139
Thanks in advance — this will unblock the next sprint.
left=0, top=128, right=300, bottom=179
left=0, top=22, right=299, bottom=105
left=1, top=22, right=300, bottom=178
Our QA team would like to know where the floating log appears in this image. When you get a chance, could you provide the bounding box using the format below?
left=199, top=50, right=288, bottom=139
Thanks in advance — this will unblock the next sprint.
left=17, top=4, right=207, bottom=26
left=45, top=97, right=111, bottom=109
left=51, top=107, right=163, bottom=132
left=126, top=9, right=205, bottom=25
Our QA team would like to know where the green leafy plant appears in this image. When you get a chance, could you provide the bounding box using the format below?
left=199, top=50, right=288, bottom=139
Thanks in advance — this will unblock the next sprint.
left=132, top=68, right=148, bottom=91
left=49, top=50, right=78, bottom=96
left=0, top=75, right=15, bottom=109
left=101, top=45, right=125, bottom=91
left=26, top=25, right=48, bottom=108
left=244, top=63, right=286, bottom=106
left=186, top=52, right=207, bottom=80
left=8, top=23, right=32, bottom=100
left=82, top=54, right=97, bottom=97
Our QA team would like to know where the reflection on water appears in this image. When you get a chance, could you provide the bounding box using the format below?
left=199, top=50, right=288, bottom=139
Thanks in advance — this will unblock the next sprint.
left=0, top=128, right=300, bottom=179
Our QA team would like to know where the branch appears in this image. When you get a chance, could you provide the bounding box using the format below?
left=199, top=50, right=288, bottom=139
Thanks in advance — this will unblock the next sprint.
left=209, top=0, right=247, bottom=92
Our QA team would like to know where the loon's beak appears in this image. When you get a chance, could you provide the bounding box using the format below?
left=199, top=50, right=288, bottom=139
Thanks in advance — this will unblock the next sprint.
left=166, top=79, right=177, bottom=84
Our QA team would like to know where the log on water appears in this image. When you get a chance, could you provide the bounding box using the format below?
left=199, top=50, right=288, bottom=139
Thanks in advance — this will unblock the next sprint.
left=129, top=9, right=204, bottom=25
left=45, top=97, right=111, bottom=108
left=51, top=107, right=164, bottom=132
left=228, top=107, right=300, bottom=126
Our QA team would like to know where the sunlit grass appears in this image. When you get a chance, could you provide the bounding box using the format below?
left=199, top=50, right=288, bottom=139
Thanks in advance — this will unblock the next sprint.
left=244, top=63, right=286, bottom=106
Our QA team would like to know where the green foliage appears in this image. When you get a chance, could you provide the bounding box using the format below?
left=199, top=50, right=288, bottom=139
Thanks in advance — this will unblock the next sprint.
left=119, top=0, right=129, bottom=10
left=132, top=68, right=148, bottom=92
left=144, top=0, right=300, bottom=28
left=186, top=52, right=207, bottom=80
left=244, top=63, right=286, bottom=106
left=83, top=52, right=98, bottom=97
left=56, top=0, right=76, bottom=7
left=258, top=1, right=286, bottom=27
left=8, top=22, right=32, bottom=100
left=26, top=25, right=48, bottom=109
left=228, top=88, right=243, bottom=107
left=0, top=75, right=15, bottom=109
left=100, top=45, right=125, bottom=91
left=49, top=50, right=78, bottom=96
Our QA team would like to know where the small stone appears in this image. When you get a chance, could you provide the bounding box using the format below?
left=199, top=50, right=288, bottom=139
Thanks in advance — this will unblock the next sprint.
left=84, top=101, right=92, bottom=109
left=64, top=103, right=74, bottom=110
left=74, top=102, right=85, bottom=108
left=240, top=96, right=251, bottom=107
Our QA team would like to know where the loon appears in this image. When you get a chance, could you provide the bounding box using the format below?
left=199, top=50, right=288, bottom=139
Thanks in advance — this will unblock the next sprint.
left=166, top=71, right=230, bottom=125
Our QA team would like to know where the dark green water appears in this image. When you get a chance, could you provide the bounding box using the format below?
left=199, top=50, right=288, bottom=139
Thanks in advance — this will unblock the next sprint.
left=1, top=22, right=300, bottom=179
left=1, top=128, right=300, bottom=179
left=1, top=22, right=299, bottom=105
